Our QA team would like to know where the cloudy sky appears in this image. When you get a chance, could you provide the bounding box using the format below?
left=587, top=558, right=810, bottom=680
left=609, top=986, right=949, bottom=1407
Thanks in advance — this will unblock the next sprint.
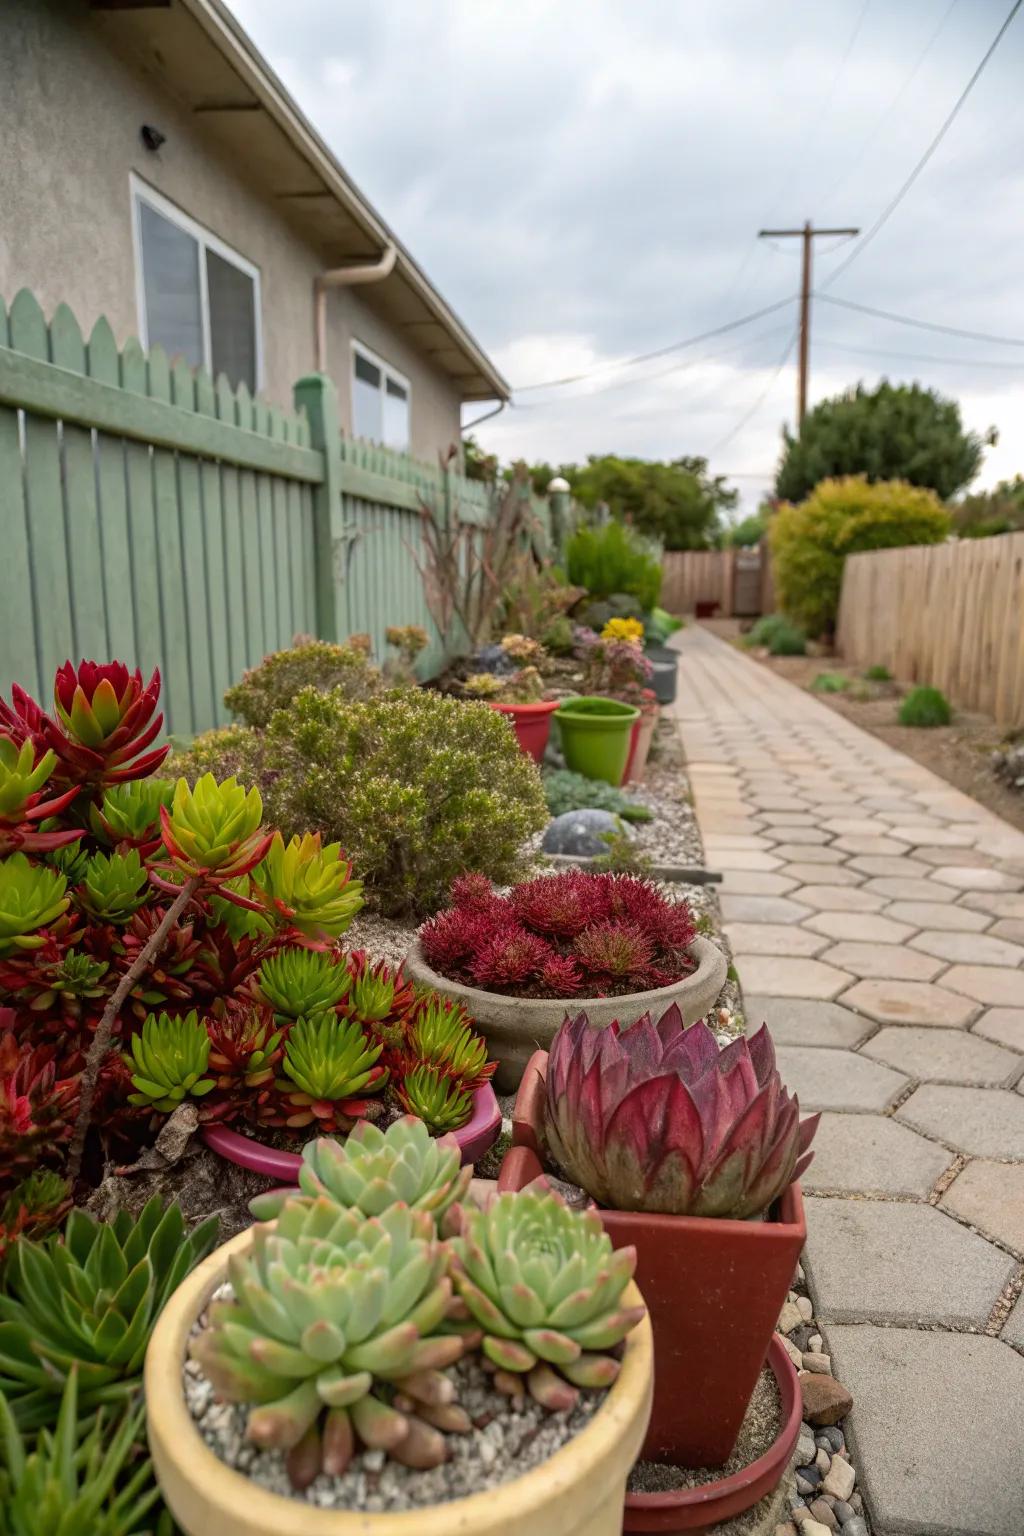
left=228, top=0, right=1024, bottom=511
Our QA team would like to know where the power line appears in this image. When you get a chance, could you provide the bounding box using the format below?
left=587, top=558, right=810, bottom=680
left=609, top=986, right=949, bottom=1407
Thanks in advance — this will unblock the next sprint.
left=823, top=0, right=1024, bottom=288
left=815, top=336, right=1024, bottom=371
left=706, top=329, right=800, bottom=456
left=816, top=292, right=1024, bottom=348
left=510, top=295, right=798, bottom=393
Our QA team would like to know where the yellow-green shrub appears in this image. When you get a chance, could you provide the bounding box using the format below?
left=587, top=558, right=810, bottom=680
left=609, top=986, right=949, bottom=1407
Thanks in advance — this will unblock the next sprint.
left=770, top=477, right=950, bottom=637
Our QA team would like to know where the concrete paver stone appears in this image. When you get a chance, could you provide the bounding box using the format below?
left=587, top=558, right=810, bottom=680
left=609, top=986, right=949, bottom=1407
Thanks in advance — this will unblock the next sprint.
left=941, top=964, right=1024, bottom=1007
left=898, top=1083, right=1024, bottom=1157
left=941, top=1160, right=1024, bottom=1254
left=775, top=1046, right=907, bottom=1112
left=819, top=942, right=944, bottom=982
left=801, top=1111, right=951, bottom=1197
left=862, top=876, right=958, bottom=902
left=972, top=1007, right=1024, bottom=1051
left=723, top=923, right=827, bottom=957
left=840, top=978, right=978, bottom=1028
left=743, top=997, right=874, bottom=1049
left=910, top=931, right=1024, bottom=966
left=932, top=865, right=1023, bottom=892
left=718, top=894, right=812, bottom=925
left=733, top=955, right=854, bottom=1000
left=861, top=1025, right=1021, bottom=1086
left=801, top=912, right=915, bottom=944
left=791, top=885, right=888, bottom=913
left=782, top=864, right=865, bottom=887
left=882, top=901, right=992, bottom=932
left=716, top=871, right=800, bottom=896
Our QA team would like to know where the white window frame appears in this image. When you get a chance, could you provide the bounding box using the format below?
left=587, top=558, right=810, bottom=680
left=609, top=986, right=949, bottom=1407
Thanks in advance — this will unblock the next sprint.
left=130, top=172, right=264, bottom=391
left=351, top=339, right=411, bottom=448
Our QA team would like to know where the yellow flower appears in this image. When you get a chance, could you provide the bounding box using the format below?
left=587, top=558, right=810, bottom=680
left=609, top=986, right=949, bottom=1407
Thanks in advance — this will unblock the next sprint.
left=601, top=617, right=644, bottom=642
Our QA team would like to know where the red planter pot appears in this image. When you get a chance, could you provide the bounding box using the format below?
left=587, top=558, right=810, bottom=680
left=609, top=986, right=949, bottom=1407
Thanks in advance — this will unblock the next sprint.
left=202, top=1082, right=502, bottom=1182
left=623, top=702, right=659, bottom=785
left=489, top=698, right=560, bottom=762
left=503, top=1051, right=807, bottom=1476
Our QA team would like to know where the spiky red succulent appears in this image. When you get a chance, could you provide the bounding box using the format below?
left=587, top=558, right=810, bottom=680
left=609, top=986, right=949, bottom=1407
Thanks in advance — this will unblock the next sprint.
left=449, top=872, right=501, bottom=912
left=545, top=1006, right=820, bottom=1219
left=0, top=736, right=83, bottom=855
left=420, top=871, right=696, bottom=999
left=50, top=661, right=169, bottom=787
left=103, top=904, right=200, bottom=1019
left=207, top=1003, right=284, bottom=1091
left=0, top=1019, right=81, bottom=1180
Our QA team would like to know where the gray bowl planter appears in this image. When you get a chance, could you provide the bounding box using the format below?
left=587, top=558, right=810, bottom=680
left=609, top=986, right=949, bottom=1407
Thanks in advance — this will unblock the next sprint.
left=404, top=935, right=728, bottom=1093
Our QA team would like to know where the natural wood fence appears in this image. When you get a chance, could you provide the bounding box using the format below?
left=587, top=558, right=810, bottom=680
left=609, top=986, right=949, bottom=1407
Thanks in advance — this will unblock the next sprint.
left=836, top=533, right=1024, bottom=729
left=661, top=544, right=770, bottom=618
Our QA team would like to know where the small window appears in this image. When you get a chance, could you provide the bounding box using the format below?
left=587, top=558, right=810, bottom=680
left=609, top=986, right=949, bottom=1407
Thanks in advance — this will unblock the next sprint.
left=132, top=177, right=261, bottom=393
left=351, top=343, right=410, bottom=449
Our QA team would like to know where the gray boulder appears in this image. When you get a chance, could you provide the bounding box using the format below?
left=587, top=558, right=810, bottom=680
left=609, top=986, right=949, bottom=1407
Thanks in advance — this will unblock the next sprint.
left=542, top=808, right=625, bottom=857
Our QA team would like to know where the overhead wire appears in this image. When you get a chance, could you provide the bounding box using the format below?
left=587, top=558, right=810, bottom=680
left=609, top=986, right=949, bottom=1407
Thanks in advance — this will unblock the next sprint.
left=822, top=0, right=1024, bottom=288
left=814, top=336, right=1024, bottom=372
left=815, top=292, right=1024, bottom=348
left=705, top=330, right=800, bottom=456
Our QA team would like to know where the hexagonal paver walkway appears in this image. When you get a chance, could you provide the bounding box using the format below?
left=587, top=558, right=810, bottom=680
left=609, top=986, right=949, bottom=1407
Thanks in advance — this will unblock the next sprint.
left=671, top=624, right=1024, bottom=1536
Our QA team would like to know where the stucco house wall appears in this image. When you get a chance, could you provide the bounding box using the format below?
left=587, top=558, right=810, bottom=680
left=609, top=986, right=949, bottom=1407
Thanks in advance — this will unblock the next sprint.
left=0, top=0, right=462, bottom=460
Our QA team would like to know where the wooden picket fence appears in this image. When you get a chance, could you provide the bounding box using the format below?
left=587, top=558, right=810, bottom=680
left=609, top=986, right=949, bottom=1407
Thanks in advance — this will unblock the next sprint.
left=0, top=288, right=556, bottom=737
left=661, top=544, right=770, bottom=618
left=836, top=534, right=1024, bottom=729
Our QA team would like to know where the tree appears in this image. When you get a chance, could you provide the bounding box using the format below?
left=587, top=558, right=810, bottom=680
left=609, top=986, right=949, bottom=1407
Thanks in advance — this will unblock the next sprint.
left=563, top=454, right=738, bottom=550
left=952, top=476, right=1024, bottom=539
left=775, top=381, right=990, bottom=503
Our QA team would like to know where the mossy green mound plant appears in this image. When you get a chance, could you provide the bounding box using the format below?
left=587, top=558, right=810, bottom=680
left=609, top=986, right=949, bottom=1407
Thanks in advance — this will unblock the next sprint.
left=810, top=672, right=850, bottom=694
left=898, top=686, right=952, bottom=727
left=742, top=614, right=807, bottom=656
left=542, top=768, right=653, bottom=824
left=864, top=664, right=893, bottom=682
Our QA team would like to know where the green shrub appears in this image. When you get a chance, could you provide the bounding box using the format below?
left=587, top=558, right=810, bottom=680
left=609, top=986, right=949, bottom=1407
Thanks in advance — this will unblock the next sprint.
left=898, top=686, right=952, bottom=728
left=566, top=521, right=662, bottom=609
left=175, top=689, right=548, bottom=918
left=644, top=606, right=684, bottom=645
left=769, top=477, right=951, bottom=637
left=744, top=614, right=791, bottom=648
left=224, top=640, right=384, bottom=728
left=864, top=664, right=893, bottom=682
left=768, top=623, right=806, bottom=656
left=810, top=672, right=850, bottom=693
left=542, top=768, right=653, bottom=823
left=576, top=593, right=646, bottom=631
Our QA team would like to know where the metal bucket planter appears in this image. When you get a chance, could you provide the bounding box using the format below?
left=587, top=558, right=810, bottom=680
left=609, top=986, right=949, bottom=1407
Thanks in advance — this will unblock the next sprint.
left=644, top=647, right=679, bottom=706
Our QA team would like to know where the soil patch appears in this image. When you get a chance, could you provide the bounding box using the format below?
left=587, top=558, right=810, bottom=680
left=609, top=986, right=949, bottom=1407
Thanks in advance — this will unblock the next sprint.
left=627, top=1361, right=782, bottom=1494
left=704, top=618, right=1024, bottom=834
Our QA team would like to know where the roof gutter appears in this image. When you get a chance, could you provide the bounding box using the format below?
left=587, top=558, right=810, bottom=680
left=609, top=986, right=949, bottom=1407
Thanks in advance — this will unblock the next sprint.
left=314, top=244, right=398, bottom=374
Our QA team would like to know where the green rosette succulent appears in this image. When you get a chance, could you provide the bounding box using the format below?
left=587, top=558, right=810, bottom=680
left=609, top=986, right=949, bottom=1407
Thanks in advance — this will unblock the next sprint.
left=89, top=777, right=174, bottom=848
left=124, top=1011, right=215, bottom=1112
left=398, top=1065, right=473, bottom=1135
left=251, top=1117, right=471, bottom=1224
left=406, top=996, right=494, bottom=1089
left=77, top=849, right=150, bottom=924
left=27, top=949, right=109, bottom=1011
left=278, top=1013, right=385, bottom=1117
left=253, top=832, right=363, bottom=938
left=0, top=1198, right=218, bottom=1428
left=448, top=1189, right=644, bottom=1409
left=191, top=1198, right=468, bottom=1487
left=0, top=855, right=69, bottom=956
left=161, top=774, right=272, bottom=881
left=258, top=946, right=352, bottom=1019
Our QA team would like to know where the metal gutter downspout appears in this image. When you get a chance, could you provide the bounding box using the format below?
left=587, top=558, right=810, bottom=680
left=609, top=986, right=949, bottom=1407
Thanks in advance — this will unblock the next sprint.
left=314, top=244, right=398, bottom=373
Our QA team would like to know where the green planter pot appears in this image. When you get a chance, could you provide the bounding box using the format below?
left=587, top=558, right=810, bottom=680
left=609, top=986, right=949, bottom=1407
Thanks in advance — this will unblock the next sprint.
left=555, top=696, right=641, bottom=785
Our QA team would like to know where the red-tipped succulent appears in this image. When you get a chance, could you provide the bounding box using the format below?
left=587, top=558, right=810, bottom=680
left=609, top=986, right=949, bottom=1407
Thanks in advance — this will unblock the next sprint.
left=0, top=1017, right=81, bottom=1181
left=50, top=661, right=169, bottom=786
left=0, top=737, right=82, bottom=854
left=544, top=1006, right=819, bottom=1219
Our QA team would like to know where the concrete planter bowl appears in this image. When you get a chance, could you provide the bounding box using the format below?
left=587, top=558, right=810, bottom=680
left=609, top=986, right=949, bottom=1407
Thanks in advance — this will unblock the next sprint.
left=404, top=936, right=728, bottom=1093
left=145, top=1227, right=655, bottom=1536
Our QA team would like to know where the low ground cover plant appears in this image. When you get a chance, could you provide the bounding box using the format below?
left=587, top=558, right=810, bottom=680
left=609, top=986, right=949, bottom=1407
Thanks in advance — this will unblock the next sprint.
left=765, top=621, right=806, bottom=656
left=420, top=870, right=696, bottom=998
left=542, top=768, right=653, bottom=823
left=810, top=671, right=850, bottom=693
left=864, top=663, right=893, bottom=681
left=173, top=684, right=548, bottom=919
left=898, top=685, right=952, bottom=727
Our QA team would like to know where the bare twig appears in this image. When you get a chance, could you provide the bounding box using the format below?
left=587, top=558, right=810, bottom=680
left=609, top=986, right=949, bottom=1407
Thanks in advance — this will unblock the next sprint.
left=66, top=875, right=199, bottom=1185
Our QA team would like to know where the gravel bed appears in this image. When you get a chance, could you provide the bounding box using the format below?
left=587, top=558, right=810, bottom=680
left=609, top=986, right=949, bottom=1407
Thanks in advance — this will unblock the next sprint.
left=628, top=1361, right=781, bottom=1494
left=186, top=1302, right=605, bottom=1512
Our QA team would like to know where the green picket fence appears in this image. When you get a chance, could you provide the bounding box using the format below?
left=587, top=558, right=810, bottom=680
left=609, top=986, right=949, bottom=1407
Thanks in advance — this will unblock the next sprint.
left=0, top=288, right=553, bottom=736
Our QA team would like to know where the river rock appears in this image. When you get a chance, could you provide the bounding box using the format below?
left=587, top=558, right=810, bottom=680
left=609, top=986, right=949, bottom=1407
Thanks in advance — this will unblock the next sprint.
left=803, top=1351, right=832, bottom=1374
left=782, top=1334, right=805, bottom=1372
left=778, top=1300, right=803, bottom=1334
left=808, top=1500, right=838, bottom=1530
left=542, top=808, right=623, bottom=857
left=822, top=1455, right=856, bottom=1502
left=800, top=1374, right=853, bottom=1426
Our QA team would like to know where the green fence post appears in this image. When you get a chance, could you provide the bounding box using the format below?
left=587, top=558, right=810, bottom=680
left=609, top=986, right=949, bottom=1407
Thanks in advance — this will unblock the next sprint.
left=547, top=476, right=572, bottom=561
left=293, top=372, right=346, bottom=641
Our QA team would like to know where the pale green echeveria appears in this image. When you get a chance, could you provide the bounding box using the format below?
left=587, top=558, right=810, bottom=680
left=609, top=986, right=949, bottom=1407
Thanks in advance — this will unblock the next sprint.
left=449, top=1188, right=644, bottom=1410
left=250, top=1115, right=471, bottom=1225
left=191, top=1198, right=467, bottom=1486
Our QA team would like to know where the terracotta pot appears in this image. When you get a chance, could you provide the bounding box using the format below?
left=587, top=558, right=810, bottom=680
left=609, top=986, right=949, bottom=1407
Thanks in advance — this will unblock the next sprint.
left=502, top=1051, right=807, bottom=1475
left=623, top=702, right=659, bottom=785
left=404, top=936, right=728, bottom=1093
left=489, top=698, right=560, bottom=763
left=145, top=1228, right=655, bottom=1536
left=201, top=1082, right=502, bottom=1181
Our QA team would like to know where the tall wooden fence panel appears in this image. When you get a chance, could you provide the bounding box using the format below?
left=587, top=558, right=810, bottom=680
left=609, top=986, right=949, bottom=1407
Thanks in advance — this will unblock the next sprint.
left=661, top=544, right=770, bottom=618
left=0, top=287, right=558, bottom=737
left=836, top=534, right=1024, bottom=729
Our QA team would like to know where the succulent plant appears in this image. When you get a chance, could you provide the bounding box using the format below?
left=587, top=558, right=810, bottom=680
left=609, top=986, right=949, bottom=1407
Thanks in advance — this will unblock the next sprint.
left=123, top=1011, right=215, bottom=1112
left=0, top=1370, right=168, bottom=1536
left=0, top=737, right=81, bottom=854
left=404, top=995, right=494, bottom=1088
left=89, top=778, right=174, bottom=852
left=250, top=1117, right=472, bottom=1224
left=345, top=952, right=414, bottom=1024
left=0, top=1198, right=218, bottom=1428
left=21, top=949, right=109, bottom=1014
left=398, top=1066, right=473, bottom=1134
left=191, top=1198, right=468, bottom=1487
left=160, top=774, right=272, bottom=884
left=207, top=1004, right=283, bottom=1091
left=0, top=1172, right=70, bottom=1267
left=277, top=1013, right=386, bottom=1126
left=258, top=946, right=351, bottom=1019
left=50, top=661, right=169, bottom=787
left=253, top=832, right=363, bottom=938
left=545, top=1008, right=820, bottom=1219
left=0, top=855, right=69, bottom=956
left=448, top=1188, right=644, bottom=1409
left=0, top=1029, right=79, bottom=1181
left=106, top=903, right=199, bottom=1017
left=77, top=849, right=150, bottom=924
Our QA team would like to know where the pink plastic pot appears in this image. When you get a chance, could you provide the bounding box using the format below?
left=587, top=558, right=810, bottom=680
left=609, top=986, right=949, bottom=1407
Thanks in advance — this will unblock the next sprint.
left=202, top=1082, right=502, bottom=1181
left=489, top=699, right=560, bottom=762
left=623, top=701, right=659, bottom=785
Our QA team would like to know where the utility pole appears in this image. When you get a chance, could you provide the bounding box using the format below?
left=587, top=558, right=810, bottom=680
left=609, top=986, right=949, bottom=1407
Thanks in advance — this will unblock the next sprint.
left=758, top=220, right=859, bottom=426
